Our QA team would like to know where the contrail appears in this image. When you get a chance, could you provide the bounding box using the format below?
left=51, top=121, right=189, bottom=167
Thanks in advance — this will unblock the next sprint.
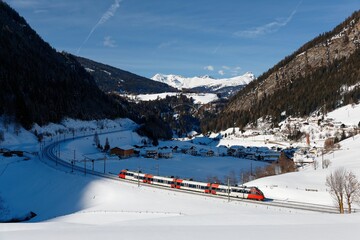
left=77, top=0, right=122, bottom=54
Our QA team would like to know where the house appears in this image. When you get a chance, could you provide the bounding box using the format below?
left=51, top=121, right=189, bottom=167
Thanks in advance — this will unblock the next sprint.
left=158, top=150, right=172, bottom=159
left=171, top=146, right=180, bottom=153
left=199, top=149, right=214, bottom=157
left=181, top=146, right=197, bottom=156
left=110, top=145, right=134, bottom=158
left=146, top=149, right=158, bottom=158
left=227, top=148, right=236, bottom=156
left=186, top=146, right=197, bottom=156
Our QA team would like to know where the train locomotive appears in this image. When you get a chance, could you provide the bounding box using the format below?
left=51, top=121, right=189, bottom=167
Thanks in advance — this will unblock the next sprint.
left=118, top=169, right=265, bottom=201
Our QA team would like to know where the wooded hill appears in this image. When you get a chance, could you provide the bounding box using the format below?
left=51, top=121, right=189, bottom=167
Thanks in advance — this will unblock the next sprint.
left=202, top=10, right=360, bottom=132
left=75, top=56, right=178, bottom=94
left=0, top=2, right=125, bottom=129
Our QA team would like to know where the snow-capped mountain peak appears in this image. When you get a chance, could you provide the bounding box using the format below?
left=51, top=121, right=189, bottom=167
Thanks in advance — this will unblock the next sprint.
left=151, top=72, right=255, bottom=90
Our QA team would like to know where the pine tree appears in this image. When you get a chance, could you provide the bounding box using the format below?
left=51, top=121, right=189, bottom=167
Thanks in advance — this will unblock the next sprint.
left=104, top=137, right=110, bottom=152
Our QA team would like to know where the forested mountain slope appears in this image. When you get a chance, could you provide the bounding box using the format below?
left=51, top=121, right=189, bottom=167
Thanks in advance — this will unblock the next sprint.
left=0, top=2, right=124, bottom=128
left=75, top=56, right=177, bottom=94
left=203, top=10, right=360, bottom=132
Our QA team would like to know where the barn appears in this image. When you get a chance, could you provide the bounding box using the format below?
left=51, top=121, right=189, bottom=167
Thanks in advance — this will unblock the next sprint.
left=110, top=145, right=134, bottom=158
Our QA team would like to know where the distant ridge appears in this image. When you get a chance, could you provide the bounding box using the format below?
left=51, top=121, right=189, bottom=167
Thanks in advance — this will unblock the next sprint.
left=75, top=56, right=178, bottom=94
left=151, top=72, right=255, bottom=97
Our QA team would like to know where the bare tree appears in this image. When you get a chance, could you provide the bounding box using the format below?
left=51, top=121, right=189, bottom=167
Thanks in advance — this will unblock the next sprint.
left=323, top=159, right=331, bottom=169
left=93, top=132, right=100, bottom=147
left=326, top=168, right=346, bottom=214
left=326, top=168, right=360, bottom=214
left=313, top=159, right=319, bottom=170
left=344, top=171, right=360, bottom=213
left=224, top=170, right=238, bottom=186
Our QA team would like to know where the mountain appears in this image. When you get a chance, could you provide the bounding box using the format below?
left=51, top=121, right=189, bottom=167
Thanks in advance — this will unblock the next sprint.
left=203, top=10, right=360, bottom=132
left=0, top=2, right=124, bottom=128
left=75, top=56, right=178, bottom=94
left=151, top=72, right=255, bottom=97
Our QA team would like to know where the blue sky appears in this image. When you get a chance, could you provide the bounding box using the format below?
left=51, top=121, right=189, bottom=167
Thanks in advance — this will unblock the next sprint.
left=6, top=0, right=360, bottom=78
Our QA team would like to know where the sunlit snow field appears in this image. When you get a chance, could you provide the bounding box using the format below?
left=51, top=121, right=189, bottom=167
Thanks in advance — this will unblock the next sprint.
left=1, top=104, right=360, bottom=239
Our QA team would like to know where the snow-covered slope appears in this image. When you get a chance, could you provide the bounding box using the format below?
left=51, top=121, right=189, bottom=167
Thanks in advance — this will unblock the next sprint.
left=1, top=122, right=360, bottom=239
left=151, top=72, right=255, bottom=90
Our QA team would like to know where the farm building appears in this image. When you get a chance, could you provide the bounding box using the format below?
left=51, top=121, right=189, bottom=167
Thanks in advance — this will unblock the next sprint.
left=158, top=150, right=172, bottom=158
left=146, top=149, right=158, bottom=158
left=199, top=149, right=215, bottom=157
left=110, top=145, right=134, bottom=158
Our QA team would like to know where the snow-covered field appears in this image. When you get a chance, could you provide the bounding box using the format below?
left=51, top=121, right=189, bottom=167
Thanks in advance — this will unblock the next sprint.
left=125, top=92, right=219, bottom=104
left=1, top=104, right=360, bottom=239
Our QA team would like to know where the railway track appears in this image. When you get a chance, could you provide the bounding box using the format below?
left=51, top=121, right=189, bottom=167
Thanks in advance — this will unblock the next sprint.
left=40, top=135, right=346, bottom=214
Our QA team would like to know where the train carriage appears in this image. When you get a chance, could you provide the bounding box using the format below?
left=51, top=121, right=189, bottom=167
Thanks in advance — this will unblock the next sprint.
left=118, top=169, right=265, bottom=201
left=176, top=179, right=210, bottom=193
left=152, top=175, right=175, bottom=187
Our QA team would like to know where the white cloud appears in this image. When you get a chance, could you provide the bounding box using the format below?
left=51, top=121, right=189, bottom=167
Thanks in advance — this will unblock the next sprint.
left=222, top=66, right=230, bottom=70
left=77, top=0, right=122, bottom=53
left=234, top=1, right=301, bottom=38
left=204, top=65, right=214, bottom=71
left=103, top=36, right=116, bottom=48
left=212, top=43, right=222, bottom=54
left=218, top=70, right=225, bottom=76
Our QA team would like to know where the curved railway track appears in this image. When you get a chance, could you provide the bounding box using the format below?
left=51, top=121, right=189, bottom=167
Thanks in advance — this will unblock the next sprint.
left=40, top=134, right=345, bottom=214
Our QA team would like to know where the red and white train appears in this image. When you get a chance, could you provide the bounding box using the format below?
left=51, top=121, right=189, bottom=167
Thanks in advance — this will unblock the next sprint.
left=118, top=169, right=265, bottom=201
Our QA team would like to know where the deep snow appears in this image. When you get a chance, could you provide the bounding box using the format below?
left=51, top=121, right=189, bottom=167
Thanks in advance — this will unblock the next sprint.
left=1, top=104, right=360, bottom=239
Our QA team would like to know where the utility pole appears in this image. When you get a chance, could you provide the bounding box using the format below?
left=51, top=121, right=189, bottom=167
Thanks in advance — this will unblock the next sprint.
left=137, top=167, right=140, bottom=187
left=103, top=153, right=106, bottom=174
left=84, top=158, right=86, bottom=176
left=227, top=178, right=230, bottom=202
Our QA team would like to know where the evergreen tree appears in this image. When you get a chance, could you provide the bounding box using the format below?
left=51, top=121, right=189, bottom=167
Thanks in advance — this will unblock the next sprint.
left=104, top=137, right=110, bottom=152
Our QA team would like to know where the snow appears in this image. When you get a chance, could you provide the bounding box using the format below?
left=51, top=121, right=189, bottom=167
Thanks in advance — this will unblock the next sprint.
left=151, top=72, right=255, bottom=90
left=1, top=107, right=360, bottom=239
left=326, top=103, right=360, bottom=126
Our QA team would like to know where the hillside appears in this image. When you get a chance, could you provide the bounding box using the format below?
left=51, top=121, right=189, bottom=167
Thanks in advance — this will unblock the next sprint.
left=206, top=10, right=360, bottom=132
left=1, top=111, right=360, bottom=238
left=0, top=2, right=127, bottom=129
left=75, top=56, right=178, bottom=94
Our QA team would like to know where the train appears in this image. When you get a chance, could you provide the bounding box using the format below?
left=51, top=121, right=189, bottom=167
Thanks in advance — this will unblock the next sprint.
left=118, top=169, right=265, bottom=201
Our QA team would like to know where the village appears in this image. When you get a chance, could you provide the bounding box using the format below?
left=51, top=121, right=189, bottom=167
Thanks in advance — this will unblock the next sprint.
left=50, top=106, right=357, bottom=184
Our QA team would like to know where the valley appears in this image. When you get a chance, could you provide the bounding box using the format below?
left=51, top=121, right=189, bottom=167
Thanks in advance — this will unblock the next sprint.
left=1, top=1, right=360, bottom=239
